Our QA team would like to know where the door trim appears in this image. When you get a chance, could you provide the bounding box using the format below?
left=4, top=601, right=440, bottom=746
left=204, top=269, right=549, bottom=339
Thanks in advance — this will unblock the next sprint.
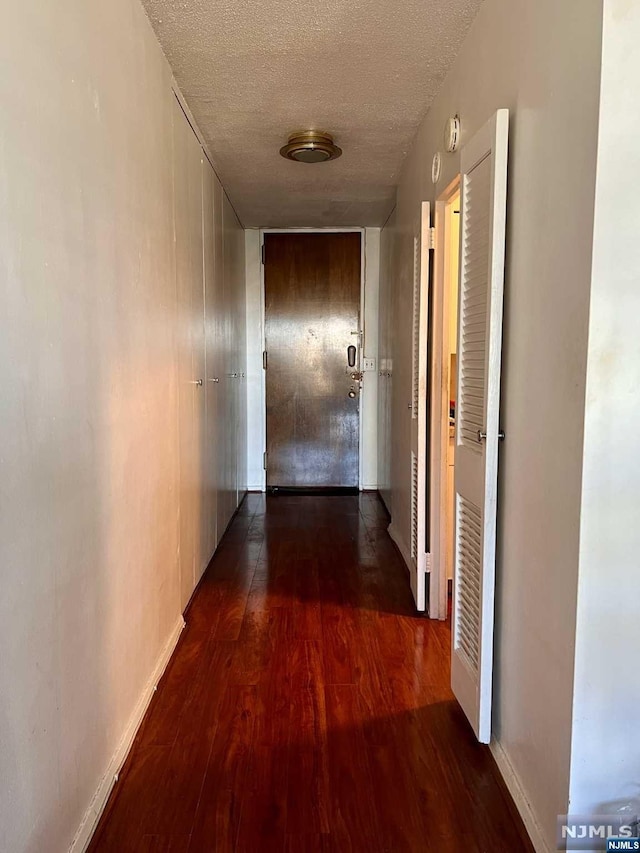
left=259, top=228, right=367, bottom=490
left=429, top=177, right=461, bottom=620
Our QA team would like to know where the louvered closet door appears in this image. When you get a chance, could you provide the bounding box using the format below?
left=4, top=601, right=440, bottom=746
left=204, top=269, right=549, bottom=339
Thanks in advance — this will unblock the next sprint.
left=409, top=202, right=431, bottom=611
left=451, top=109, right=509, bottom=743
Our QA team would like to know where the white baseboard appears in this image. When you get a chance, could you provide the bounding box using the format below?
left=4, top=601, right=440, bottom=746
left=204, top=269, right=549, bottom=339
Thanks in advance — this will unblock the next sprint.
left=490, top=738, right=550, bottom=853
left=388, top=521, right=411, bottom=572
left=378, top=491, right=392, bottom=516
left=69, top=615, right=186, bottom=853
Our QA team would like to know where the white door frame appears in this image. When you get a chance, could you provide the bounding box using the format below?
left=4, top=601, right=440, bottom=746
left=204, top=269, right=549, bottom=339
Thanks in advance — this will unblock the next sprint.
left=429, top=177, right=461, bottom=620
left=259, top=227, right=367, bottom=490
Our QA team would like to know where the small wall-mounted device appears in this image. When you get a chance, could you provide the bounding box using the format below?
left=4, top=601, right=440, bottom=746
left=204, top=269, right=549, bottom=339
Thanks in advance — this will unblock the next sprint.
left=444, top=115, right=461, bottom=153
left=431, top=152, right=442, bottom=184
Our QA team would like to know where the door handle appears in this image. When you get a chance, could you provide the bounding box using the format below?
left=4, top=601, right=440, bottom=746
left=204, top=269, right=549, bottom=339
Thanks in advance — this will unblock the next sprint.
left=189, top=379, right=203, bottom=386
left=347, top=345, right=357, bottom=368
left=477, top=430, right=506, bottom=442
left=208, top=378, right=220, bottom=384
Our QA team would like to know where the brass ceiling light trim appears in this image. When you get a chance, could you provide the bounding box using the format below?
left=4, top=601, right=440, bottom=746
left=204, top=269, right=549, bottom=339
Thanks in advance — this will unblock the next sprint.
left=279, top=131, right=342, bottom=163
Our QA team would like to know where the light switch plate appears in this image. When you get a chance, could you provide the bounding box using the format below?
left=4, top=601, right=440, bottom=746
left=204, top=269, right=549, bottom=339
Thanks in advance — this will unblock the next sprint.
left=363, top=357, right=376, bottom=372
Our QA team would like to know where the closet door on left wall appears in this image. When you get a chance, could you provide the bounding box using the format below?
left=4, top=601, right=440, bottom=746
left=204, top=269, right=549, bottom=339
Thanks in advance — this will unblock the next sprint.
left=203, top=158, right=221, bottom=563
left=173, top=98, right=205, bottom=611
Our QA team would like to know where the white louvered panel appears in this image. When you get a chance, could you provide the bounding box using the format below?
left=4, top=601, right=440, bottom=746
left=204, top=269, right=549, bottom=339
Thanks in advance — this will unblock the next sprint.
left=411, top=235, right=420, bottom=418
left=458, top=154, right=491, bottom=453
left=451, top=109, right=509, bottom=744
left=454, top=495, right=482, bottom=673
left=410, top=451, right=418, bottom=560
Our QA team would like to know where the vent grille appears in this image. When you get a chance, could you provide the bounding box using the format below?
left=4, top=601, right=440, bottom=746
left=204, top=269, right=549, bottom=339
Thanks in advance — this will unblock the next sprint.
left=458, top=154, right=491, bottom=453
left=454, top=495, right=482, bottom=673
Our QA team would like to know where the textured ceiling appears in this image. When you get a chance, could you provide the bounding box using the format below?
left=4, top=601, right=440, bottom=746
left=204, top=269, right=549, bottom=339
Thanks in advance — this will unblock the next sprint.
left=141, top=0, right=483, bottom=227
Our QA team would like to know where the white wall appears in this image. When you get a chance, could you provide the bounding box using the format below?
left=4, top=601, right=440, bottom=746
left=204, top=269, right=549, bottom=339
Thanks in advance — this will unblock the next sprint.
left=569, top=0, right=640, bottom=820
left=361, top=228, right=380, bottom=489
left=245, top=230, right=266, bottom=490
left=380, top=0, right=604, bottom=849
left=0, top=1, right=244, bottom=850
left=377, top=209, right=396, bottom=513
left=245, top=228, right=380, bottom=491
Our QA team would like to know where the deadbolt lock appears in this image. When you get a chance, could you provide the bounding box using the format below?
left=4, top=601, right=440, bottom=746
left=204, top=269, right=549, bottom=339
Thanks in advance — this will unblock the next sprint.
left=348, top=389, right=357, bottom=399
left=350, top=371, right=363, bottom=381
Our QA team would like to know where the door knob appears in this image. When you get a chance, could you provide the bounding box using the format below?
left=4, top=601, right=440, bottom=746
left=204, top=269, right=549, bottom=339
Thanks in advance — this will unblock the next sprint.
left=477, top=429, right=506, bottom=442
left=208, top=378, right=220, bottom=384
left=189, top=379, right=203, bottom=386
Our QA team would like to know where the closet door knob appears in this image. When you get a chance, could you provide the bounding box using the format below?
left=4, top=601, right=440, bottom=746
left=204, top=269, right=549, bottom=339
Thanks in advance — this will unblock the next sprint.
left=477, top=429, right=506, bottom=442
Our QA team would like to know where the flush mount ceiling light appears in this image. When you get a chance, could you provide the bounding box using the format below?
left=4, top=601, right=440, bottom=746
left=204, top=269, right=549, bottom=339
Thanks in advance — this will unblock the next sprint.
left=279, top=131, right=342, bottom=163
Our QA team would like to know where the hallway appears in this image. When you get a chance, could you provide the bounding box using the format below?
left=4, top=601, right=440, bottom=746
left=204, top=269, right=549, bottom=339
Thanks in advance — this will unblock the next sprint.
left=90, top=494, right=532, bottom=852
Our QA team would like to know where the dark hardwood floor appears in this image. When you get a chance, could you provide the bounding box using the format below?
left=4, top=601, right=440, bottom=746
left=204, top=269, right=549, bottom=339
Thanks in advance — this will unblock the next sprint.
left=89, top=493, right=533, bottom=853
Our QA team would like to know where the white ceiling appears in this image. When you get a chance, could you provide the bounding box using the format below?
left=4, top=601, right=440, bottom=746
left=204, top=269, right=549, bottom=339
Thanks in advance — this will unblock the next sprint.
left=141, top=0, right=483, bottom=227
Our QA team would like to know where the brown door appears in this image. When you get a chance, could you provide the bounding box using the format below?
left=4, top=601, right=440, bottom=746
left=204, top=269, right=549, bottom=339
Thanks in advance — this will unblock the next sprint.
left=265, top=232, right=361, bottom=491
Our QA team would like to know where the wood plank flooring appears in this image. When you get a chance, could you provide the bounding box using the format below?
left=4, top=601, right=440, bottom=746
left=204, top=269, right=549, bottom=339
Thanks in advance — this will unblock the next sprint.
left=89, top=493, right=533, bottom=853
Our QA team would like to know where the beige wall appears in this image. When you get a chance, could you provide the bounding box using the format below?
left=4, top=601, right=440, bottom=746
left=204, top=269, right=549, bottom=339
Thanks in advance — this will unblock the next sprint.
left=379, top=0, right=604, bottom=848
left=569, top=0, right=640, bottom=819
left=0, top=0, right=245, bottom=850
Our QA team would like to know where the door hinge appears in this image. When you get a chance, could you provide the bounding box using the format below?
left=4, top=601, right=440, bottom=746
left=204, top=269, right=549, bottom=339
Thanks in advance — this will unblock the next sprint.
left=263, top=350, right=268, bottom=370
left=263, top=451, right=268, bottom=470
left=261, top=243, right=265, bottom=264
left=428, top=227, right=436, bottom=251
